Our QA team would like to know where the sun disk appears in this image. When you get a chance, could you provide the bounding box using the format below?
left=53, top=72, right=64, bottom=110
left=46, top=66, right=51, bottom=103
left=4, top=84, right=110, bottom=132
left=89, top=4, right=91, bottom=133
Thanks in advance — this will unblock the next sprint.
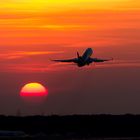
left=20, top=83, right=48, bottom=97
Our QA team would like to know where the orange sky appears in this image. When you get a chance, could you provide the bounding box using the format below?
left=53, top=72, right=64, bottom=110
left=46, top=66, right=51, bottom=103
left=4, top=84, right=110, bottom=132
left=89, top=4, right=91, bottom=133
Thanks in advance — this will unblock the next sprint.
left=0, top=0, right=140, bottom=72
left=0, top=0, right=140, bottom=115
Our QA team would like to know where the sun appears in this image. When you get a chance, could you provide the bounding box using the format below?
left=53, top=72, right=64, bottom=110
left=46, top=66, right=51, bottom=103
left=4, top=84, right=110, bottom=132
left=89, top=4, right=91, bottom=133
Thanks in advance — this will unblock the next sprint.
left=20, top=83, right=48, bottom=102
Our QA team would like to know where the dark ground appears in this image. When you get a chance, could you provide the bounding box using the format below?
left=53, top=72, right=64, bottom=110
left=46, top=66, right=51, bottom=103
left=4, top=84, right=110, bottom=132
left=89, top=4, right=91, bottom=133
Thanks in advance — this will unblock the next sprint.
left=0, top=115, right=140, bottom=139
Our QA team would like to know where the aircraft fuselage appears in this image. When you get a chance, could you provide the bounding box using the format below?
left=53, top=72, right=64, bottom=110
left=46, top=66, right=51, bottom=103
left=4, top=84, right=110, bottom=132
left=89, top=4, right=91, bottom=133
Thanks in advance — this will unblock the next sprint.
left=77, top=48, right=93, bottom=67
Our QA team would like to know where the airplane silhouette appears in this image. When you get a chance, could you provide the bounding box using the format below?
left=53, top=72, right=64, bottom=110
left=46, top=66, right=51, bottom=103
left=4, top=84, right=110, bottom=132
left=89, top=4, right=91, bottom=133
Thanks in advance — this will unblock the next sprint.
left=52, top=48, right=113, bottom=67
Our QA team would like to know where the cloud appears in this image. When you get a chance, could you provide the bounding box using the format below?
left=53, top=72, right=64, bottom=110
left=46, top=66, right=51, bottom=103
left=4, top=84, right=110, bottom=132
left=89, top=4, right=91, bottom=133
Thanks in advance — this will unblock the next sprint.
left=39, top=25, right=93, bottom=30
left=0, top=51, right=63, bottom=60
left=97, top=60, right=140, bottom=69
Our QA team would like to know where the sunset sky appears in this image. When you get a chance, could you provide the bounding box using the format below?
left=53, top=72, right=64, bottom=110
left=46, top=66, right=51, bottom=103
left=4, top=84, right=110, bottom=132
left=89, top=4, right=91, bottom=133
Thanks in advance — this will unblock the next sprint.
left=0, top=0, right=140, bottom=115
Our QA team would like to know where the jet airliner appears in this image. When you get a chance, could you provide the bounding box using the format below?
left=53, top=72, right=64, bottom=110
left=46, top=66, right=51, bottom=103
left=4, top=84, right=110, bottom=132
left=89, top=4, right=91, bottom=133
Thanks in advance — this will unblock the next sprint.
left=52, top=48, right=113, bottom=67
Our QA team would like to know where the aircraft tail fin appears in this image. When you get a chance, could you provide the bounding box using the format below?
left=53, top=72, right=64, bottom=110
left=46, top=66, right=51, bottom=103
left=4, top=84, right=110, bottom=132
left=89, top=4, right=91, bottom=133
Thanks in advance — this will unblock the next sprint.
left=77, top=52, right=80, bottom=58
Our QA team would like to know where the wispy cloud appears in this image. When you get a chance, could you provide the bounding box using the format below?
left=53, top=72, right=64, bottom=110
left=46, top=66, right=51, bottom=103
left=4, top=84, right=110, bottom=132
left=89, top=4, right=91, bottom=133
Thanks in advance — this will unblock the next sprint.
left=93, top=60, right=140, bottom=69
left=0, top=51, right=64, bottom=60
left=39, top=25, right=93, bottom=30
left=0, top=59, right=140, bottom=73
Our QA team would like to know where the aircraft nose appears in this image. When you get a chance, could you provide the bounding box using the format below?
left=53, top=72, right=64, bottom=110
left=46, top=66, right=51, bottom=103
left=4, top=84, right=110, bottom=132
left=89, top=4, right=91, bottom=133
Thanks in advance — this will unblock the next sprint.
left=88, top=48, right=93, bottom=52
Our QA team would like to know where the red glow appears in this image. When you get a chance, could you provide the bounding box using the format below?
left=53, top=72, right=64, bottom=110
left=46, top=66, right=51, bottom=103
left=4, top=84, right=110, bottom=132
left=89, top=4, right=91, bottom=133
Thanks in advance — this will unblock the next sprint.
left=20, top=92, right=47, bottom=97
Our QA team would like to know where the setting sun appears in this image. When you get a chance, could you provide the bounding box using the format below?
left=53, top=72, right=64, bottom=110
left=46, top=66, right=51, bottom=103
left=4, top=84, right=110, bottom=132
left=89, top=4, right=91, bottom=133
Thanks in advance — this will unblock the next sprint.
left=20, top=83, right=48, bottom=97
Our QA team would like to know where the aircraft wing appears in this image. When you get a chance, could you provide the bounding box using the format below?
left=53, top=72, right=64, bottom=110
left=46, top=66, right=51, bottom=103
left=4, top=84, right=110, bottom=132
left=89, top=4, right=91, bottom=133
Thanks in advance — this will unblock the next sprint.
left=52, top=58, right=77, bottom=63
left=90, top=58, right=113, bottom=62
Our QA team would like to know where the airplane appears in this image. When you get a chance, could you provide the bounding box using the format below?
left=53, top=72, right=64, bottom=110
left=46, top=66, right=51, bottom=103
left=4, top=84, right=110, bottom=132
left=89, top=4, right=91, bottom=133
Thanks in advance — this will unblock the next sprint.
left=52, top=48, right=113, bottom=67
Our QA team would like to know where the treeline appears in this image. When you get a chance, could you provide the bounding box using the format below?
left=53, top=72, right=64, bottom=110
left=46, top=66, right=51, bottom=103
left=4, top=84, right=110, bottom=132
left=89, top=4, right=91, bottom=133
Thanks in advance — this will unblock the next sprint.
left=0, top=114, right=140, bottom=138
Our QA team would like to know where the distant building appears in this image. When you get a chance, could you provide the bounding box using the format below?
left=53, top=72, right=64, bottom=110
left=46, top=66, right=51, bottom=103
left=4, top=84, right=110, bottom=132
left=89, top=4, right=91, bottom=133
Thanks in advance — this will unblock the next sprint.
left=0, top=131, right=27, bottom=137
